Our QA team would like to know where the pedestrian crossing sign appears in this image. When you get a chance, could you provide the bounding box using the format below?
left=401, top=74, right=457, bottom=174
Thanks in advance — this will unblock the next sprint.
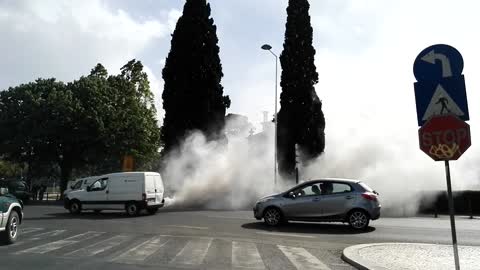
left=414, top=76, right=469, bottom=126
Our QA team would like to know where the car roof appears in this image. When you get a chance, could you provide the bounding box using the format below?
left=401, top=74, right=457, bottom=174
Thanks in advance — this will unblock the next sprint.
left=302, top=178, right=361, bottom=184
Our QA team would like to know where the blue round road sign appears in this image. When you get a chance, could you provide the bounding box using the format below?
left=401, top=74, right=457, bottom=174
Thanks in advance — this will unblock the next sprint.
left=413, top=44, right=463, bottom=82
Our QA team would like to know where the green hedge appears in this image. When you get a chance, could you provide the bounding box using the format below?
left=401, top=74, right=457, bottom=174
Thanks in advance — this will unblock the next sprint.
left=418, top=190, right=480, bottom=215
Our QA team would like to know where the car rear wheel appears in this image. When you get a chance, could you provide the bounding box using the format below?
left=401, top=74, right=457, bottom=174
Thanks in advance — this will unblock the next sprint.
left=2, top=211, right=19, bottom=244
left=348, top=210, right=370, bottom=230
left=126, top=202, right=140, bottom=217
left=263, top=208, right=282, bottom=226
left=69, top=201, right=82, bottom=215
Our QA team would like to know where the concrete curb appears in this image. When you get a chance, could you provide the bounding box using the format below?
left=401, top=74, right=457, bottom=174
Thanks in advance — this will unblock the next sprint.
left=342, top=244, right=390, bottom=270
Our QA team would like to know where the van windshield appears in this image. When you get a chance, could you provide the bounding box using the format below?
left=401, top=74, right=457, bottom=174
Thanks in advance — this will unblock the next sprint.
left=72, top=181, right=83, bottom=190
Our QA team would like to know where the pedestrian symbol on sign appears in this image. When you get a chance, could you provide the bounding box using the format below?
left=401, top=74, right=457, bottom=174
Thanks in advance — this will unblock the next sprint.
left=422, top=84, right=464, bottom=122
left=436, top=96, right=450, bottom=114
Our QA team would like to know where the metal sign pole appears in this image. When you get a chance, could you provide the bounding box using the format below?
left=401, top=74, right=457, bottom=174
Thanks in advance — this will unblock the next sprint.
left=444, top=160, right=460, bottom=270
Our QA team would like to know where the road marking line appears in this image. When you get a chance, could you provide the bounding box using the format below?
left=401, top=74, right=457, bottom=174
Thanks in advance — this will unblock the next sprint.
left=255, top=232, right=316, bottom=238
left=16, top=231, right=104, bottom=254
left=278, top=245, right=330, bottom=270
left=111, top=236, right=169, bottom=263
left=170, top=238, right=212, bottom=265
left=65, top=235, right=131, bottom=257
left=232, top=241, right=265, bottom=269
left=21, top=228, right=44, bottom=234
left=164, top=225, right=209, bottom=230
left=30, top=230, right=66, bottom=240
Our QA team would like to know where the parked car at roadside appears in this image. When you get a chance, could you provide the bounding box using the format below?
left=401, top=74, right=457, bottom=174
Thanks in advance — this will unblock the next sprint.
left=253, top=178, right=380, bottom=230
left=0, top=179, right=31, bottom=203
left=0, top=186, right=23, bottom=244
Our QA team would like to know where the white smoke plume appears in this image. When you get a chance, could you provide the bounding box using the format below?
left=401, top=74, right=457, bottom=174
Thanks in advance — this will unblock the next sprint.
left=162, top=115, right=480, bottom=216
left=162, top=121, right=283, bottom=210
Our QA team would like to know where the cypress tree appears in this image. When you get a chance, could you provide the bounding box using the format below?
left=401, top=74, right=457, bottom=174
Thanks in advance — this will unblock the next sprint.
left=277, top=0, right=325, bottom=178
left=162, top=0, right=230, bottom=154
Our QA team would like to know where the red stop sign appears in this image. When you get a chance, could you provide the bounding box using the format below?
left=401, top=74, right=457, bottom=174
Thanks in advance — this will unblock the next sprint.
left=419, top=114, right=471, bottom=161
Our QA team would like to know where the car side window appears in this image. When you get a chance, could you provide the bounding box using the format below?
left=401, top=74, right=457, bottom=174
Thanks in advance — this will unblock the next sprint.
left=90, top=178, right=108, bottom=191
left=293, top=183, right=322, bottom=197
left=331, top=183, right=352, bottom=194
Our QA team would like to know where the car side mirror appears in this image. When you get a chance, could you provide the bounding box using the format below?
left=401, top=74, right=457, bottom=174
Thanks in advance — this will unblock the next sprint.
left=0, top=187, right=8, bottom=195
left=86, top=186, right=91, bottom=192
left=289, top=191, right=296, bottom=199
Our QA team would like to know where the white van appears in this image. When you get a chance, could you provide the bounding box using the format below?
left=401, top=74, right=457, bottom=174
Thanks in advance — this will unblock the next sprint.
left=64, top=172, right=164, bottom=216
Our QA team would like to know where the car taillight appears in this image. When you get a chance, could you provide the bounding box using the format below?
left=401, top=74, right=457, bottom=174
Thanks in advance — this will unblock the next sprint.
left=142, top=193, right=147, bottom=201
left=362, top=193, right=378, bottom=201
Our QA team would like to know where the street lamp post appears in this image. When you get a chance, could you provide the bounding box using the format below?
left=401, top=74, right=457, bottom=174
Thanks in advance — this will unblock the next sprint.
left=261, top=44, right=278, bottom=186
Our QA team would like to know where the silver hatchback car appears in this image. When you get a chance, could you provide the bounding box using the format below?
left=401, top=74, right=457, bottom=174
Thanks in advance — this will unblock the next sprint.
left=253, top=178, right=380, bottom=230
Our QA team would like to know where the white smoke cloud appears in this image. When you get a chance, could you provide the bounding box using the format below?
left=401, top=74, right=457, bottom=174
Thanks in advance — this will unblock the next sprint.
left=162, top=119, right=285, bottom=210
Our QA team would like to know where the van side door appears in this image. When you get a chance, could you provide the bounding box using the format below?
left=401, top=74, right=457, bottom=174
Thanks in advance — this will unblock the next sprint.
left=84, top=178, right=108, bottom=209
left=107, top=176, right=142, bottom=208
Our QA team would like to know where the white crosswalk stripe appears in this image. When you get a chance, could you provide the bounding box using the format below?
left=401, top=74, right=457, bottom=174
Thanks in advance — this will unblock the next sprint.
left=111, top=236, right=170, bottom=263
left=16, top=231, right=104, bottom=254
left=11, top=230, right=67, bottom=246
left=14, top=228, right=340, bottom=269
left=21, top=228, right=44, bottom=234
left=30, top=230, right=66, bottom=240
left=170, top=238, right=213, bottom=265
left=278, top=245, right=331, bottom=270
left=232, top=241, right=265, bottom=269
left=66, top=235, right=131, bottom=257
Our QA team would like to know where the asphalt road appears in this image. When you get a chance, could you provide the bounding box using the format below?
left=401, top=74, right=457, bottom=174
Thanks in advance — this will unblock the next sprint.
left=1, top=205, right=479, bottom=270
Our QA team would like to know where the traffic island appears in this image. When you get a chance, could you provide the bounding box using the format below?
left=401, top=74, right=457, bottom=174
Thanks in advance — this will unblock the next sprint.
left=342, top=243, right=480, bottom=270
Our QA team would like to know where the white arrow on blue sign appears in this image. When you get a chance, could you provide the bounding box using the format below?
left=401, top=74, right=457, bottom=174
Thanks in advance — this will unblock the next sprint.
left=413, top=44, right=469, bottom=126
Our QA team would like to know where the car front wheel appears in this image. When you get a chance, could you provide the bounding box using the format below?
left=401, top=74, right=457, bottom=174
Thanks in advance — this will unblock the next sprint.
left=3, top=211, right=19, bottom=244
left=263, top=207, right=282, bottom=226
left=348, top=210, right=370, bottom=230
left=69, top=201, right=82, bottom=215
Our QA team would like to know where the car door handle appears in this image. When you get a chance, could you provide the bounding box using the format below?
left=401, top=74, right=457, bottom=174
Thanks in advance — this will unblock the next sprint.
left=106, top=190, right=109, bottom=194
left=312, top=198, right=320, bottom=202
left=345, top=196, right=353, bottom=199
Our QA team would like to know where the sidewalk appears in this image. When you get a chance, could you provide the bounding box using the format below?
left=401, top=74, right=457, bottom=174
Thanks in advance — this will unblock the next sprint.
left=343, top=243, right=480, bottom=270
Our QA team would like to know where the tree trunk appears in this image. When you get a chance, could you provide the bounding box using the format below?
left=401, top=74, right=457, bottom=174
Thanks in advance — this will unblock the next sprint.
left=59, top=160, right=73, bottom=200
left=26, top=160, right=33, bottom=190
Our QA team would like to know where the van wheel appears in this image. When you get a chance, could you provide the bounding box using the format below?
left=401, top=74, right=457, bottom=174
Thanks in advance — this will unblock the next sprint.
left=69, top=201, right=82, bottom=215
left=2, top=211, right=19, bottom=244
left=147, top=208, right=158, bottom=215
left=126, top=202, right=140, bottom=217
